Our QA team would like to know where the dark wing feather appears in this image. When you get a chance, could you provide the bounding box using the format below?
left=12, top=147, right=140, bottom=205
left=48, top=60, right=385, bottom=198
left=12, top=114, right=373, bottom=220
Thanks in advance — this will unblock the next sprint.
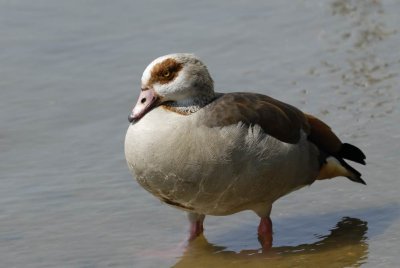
left=305, top=114, right=366, bottom=165
left=202, top=93, right=309, bottom=144
left=200, top=92, right=366, bottom=184
left=305, top=114, right=366, bottom=184
left=305, top=114, right=342, bottom=154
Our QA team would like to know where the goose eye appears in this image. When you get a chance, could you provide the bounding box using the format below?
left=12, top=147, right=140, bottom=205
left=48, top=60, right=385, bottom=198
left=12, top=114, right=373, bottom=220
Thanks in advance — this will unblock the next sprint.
left=163, top=70, right=170, bottom=77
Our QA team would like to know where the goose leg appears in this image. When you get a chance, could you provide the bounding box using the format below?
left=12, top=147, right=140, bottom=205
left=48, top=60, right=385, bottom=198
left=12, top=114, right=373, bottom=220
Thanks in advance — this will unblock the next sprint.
left=258, top=216, right=273, bottom=250
left=253, top=205, right=273, bottom=250
left=187, top=212, right=205, bottom=241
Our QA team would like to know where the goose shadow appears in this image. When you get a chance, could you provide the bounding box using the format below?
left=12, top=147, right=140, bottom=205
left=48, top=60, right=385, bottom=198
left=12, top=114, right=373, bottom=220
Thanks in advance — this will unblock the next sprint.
left=172, top=203, right=399, bottom=267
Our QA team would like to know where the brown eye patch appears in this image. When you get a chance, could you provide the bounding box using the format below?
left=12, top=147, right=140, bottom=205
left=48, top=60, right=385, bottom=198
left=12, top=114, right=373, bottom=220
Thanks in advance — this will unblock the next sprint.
left=149, top=58, right=183, bottom=86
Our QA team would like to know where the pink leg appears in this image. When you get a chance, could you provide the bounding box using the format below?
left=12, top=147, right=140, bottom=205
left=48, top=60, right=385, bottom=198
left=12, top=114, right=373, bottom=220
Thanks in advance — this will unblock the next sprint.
left=189, top=220, right=204, bottom=240
left=187, top=213, right=205, bottom=241
left=258, top=216, right=273, bottom=250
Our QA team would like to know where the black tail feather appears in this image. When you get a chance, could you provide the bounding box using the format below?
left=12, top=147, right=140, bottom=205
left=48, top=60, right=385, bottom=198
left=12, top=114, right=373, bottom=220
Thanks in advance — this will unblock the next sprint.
left=338, top=158, right=367, bottom=185
left=338, top=143, right=366, bottom=165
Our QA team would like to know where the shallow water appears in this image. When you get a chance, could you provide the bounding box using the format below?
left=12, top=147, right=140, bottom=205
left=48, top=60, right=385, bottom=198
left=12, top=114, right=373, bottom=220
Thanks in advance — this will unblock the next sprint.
left=1, top=0, right=399, bottom=267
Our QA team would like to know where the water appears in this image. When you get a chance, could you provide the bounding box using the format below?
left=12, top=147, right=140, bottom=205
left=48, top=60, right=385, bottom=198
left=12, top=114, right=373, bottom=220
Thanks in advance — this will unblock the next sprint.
left=1, top=0, right=399, bottom=267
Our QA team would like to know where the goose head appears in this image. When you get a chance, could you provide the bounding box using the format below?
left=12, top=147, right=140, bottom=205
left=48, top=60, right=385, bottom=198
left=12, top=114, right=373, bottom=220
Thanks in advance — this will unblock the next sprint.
left=129, top=53, right=214, bottom=122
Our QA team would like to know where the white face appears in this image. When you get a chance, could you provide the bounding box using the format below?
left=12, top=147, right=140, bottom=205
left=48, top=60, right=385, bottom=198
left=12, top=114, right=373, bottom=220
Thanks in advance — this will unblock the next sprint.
left=141, top=53, right=214, bottom=103
left=141, top=54, right=174, bottom=88
left=129, top=53, right=214, bottom=122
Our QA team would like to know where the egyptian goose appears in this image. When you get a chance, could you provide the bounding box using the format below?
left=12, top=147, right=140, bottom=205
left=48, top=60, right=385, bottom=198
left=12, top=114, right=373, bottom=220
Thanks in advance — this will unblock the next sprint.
left=124, top=53, right=366, bottom=249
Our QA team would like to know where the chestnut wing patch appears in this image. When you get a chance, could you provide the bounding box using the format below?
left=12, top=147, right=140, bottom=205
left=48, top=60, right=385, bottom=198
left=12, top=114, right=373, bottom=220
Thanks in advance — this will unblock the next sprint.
left=306, top=114, right=366, bottom=165
left=305, top=114, right=342, bottom=154
left=202, top=93, right=309, bottom=144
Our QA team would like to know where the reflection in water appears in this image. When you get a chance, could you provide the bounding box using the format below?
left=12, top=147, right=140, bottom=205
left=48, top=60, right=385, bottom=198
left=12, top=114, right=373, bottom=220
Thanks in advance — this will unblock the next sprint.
left=173, top=217, right=368, bottom=268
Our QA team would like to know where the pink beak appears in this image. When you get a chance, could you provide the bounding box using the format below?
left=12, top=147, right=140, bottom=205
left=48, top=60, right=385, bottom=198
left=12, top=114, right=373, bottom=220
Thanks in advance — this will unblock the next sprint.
left=128, top=88, right=159, bottom=122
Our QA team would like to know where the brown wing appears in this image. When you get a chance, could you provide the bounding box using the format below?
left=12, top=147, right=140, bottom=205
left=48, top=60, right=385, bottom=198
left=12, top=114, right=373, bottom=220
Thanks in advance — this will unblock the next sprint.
left=305, top=114, right=342, bottom=154
left=305, top=113, right=366, bottom=184
left=305, top=114, right=366, bottom=165
left=202, top=92, right=310, bottom=144
left=202, top=93, right=366, bottom=183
